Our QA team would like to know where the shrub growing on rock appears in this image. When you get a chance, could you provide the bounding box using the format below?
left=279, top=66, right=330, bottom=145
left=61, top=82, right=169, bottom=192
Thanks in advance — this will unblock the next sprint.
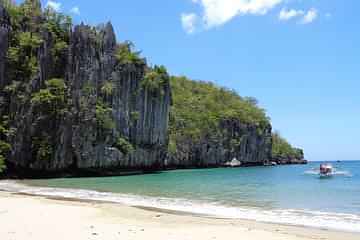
left=113, top=137, right=134, bottom=155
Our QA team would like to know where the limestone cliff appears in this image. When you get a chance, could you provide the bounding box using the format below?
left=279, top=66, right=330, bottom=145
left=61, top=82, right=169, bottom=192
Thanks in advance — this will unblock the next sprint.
left=0, top=1, right=305, bottom=178
left=166, top=119, right=272, bottom=168
left=0, top=1, right=171, bottom=177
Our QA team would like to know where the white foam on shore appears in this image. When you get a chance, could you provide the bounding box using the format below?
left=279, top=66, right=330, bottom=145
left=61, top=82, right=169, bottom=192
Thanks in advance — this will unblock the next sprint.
left=1, top=180, right=360, bottom=232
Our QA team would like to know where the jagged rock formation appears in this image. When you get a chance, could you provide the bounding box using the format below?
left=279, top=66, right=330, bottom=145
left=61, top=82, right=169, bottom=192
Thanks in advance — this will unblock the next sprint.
left=66, top=23, right=171, bottom=171
left=0, top=1, right=305, bottom=178
left=0, top=1, right=171, bottom=177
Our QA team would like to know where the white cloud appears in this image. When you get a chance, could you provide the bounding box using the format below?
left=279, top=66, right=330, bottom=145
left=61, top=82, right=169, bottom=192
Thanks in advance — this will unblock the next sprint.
left=300, top=8, right=318, bottom=24
left=46, top=1, right=62, bottom=12
left=182, top=0, right=320, bottom=32
left=70, top=6, right=80, bottom=15
left=191, top=0, right=284, bottom=28
left=279, top=8, right=304, bottom=21
left=181, top=13, right=198, bottom=34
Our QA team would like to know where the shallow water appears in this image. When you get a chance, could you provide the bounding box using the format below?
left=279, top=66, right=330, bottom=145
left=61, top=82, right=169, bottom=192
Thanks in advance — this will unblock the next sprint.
left=2, top=161, right=360, bottom=232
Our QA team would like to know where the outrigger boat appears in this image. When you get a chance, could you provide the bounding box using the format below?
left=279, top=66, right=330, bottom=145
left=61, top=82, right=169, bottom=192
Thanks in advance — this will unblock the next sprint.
left=320, top=164, right=333, bottom=178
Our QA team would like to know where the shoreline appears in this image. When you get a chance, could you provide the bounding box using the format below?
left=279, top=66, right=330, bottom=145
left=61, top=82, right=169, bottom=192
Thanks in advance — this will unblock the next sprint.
left=0, top=191, right=359, bottom=240
left=1, top=180, right=360, bottom=234
left=1, top=162, right=308, bottom=180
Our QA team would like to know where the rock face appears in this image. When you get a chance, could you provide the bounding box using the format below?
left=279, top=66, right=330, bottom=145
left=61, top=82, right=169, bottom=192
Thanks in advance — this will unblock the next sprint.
left=0, top=3, right=10, bottom=88
left=65, top=23, right=171, bottom=171
left=272, top=154, right=308, bottom=165
left=1, top=2, right=171, bottom=176
left=11, top=23, right=169, bottom=175
left=166, top=120, right=272, bottom=168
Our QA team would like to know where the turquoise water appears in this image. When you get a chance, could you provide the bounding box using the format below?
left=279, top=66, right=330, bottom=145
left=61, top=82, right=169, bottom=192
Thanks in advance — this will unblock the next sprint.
left=1, top=161, right=360, bottom=232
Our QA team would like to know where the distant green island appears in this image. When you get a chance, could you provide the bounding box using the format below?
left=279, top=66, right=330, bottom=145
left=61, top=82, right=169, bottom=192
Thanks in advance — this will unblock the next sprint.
left=0, top=0, right=306, bottom=178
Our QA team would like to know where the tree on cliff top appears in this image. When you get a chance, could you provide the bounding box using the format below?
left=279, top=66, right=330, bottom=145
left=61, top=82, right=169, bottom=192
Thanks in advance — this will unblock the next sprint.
left=115, top=41, right=145, bottom=66
left=169, top=76, right=270, bottom=142
left=272, top=131, right=303, bottom=159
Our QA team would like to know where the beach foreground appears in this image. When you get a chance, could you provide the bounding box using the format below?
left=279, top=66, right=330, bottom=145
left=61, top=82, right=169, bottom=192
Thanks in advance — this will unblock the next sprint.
left=0, top=192, right=358, bottom=240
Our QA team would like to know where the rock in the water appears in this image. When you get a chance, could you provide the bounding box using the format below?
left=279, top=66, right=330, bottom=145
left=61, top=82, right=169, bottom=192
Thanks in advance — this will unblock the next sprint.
left=224, top=158, right=242, bottom=167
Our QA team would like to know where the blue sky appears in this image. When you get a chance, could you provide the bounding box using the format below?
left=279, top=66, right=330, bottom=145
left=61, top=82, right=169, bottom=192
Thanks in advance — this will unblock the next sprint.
left=26, top=0, right=360, bottom=161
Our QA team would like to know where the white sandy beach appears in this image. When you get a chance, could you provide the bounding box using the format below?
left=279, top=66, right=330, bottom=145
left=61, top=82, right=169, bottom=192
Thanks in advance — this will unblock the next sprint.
left=0, top=191, right=358, bottom=240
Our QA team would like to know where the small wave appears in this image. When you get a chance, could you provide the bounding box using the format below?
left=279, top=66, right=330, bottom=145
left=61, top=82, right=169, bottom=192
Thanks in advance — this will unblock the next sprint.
left=1, top=180, right=360, bottom=233
left=333, top=170, right=353, bottom=177
left=304, top=169, right=319, bottom=175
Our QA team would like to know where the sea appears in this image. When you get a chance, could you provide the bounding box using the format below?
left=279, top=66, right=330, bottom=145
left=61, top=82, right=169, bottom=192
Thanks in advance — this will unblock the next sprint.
left=1, top=161, right=359, bottom=232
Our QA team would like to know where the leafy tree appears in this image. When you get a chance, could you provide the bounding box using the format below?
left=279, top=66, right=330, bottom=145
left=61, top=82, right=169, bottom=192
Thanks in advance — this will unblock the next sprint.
left=272, top=131, right=303, bottom=159
left=141, top=65, right=169, bottom=96
left=0, top=155, right=6, bottom=173
left=113, top=137, right=134, bottom=155
left=31, top=78, right=67, bottom=116
left=169, top=76, right=270, bottom=145
left=115, top=41, right=145, bottom=65
left=5, top=0, right=72, bottom=81
left=0, top=121, right=11, bottom=173
left=18, top=32, right=43, bottom=50
left=43, top=7, right=72, bottom=74
left=101, top=81, right=115, bottom=97
left=96, top=100, right=115, bottom=131
left=1, top=0, right=21, bottom=27
left=7, top=31, right=43, bottom=80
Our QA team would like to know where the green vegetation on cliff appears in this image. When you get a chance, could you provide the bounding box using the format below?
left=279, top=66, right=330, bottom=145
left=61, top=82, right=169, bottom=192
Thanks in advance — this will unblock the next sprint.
left=31, top=78, right=67, bottom=116
left=96, top=100, right=115, bottom=131
left=272, top=132, right=304, bottom=160
left=169, top=76, right=270, bottom=142
left=142, top=65, right=169, bottom=96
left=4, top=0, right=71, bottom=82
left=113, top=137, right=134, bottom=155
left=115, top=41, right=145, bottom=65
left=0, top=121, right=10, bottom=173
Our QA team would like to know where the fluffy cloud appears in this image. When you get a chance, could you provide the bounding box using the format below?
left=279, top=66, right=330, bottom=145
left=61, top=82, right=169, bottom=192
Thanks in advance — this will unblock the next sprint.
left=191, top=0, right=283, bottom=28
left=181, top=13, right=198, bottom=34
left=278, top=8, right=318, bottom=24
left=46, top=0, right=61, bottom=12
left=279, top=8, right=304, bottom=21
left=300, top=8, right=318, bottom=24
left=181, top=0, right=320, bottom=33
left=70, top=6, right=80, bottom=15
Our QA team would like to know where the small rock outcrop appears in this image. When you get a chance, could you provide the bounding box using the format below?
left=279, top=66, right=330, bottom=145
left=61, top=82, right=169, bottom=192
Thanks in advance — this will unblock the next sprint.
left=224, top=158, right=242, bottom=167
